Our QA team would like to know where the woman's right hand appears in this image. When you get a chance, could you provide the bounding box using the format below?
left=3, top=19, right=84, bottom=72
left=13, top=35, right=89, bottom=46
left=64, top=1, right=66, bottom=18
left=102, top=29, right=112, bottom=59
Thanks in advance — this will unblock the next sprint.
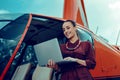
left=47, top=59, right=58, bottom=70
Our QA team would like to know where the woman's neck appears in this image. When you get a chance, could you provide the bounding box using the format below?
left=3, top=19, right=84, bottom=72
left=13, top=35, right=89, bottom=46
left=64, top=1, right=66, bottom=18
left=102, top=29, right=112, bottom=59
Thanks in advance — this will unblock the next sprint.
left=69, top=35, right=79, bottom=43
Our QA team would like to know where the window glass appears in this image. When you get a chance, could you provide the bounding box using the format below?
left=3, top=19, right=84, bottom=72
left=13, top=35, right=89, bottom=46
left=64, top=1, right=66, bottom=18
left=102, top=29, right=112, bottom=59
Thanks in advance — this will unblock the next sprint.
left=77, top=28, right=94, bottom=45
left=0, top=14, right=29, bottom=78
left=0, top=38, right=17, bottom=75
left=0, top=14, right=23, bottom=29
left=21, top=45, right=37, bottom=65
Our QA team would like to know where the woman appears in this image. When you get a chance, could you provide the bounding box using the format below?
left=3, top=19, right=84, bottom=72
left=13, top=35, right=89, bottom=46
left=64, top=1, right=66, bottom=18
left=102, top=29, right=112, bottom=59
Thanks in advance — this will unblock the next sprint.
left=47, top=20, right=96, bottom=80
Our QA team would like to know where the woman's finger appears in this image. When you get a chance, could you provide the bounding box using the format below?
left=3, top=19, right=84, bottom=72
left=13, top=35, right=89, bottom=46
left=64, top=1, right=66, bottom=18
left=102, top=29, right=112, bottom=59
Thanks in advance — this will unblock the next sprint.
left=47, top=59, right=56, bottom=68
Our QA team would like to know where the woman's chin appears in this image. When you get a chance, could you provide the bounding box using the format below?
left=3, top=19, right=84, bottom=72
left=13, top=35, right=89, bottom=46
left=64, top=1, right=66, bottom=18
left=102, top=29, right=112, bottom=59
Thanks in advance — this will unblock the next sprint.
left=66, top=36, right=71, bottom=39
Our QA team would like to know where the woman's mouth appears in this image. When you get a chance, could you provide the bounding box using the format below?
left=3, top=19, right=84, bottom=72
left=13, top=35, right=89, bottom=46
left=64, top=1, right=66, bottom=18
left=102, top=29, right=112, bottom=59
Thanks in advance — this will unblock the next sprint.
left=66, top=32, right=71, bottom=37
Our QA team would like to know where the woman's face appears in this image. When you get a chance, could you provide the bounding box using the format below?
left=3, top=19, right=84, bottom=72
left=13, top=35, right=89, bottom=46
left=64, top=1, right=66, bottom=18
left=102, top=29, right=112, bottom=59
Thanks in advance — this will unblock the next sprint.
left=62, top=22, right=76, bottom=39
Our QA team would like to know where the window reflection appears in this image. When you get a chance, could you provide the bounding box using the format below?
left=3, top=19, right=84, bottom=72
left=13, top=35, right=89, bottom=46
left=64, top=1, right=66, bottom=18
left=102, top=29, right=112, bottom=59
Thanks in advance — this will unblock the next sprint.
left=22, top=45, right=37, bottom=65
left=77, top=28, right=94, bottom=45
left=0, top=38, right=18, bottom=75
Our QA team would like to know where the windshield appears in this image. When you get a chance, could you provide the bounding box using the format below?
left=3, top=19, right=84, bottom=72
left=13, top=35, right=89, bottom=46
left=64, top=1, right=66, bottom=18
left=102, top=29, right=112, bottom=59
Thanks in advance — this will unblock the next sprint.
left=0, top=14, right=29, bottom=75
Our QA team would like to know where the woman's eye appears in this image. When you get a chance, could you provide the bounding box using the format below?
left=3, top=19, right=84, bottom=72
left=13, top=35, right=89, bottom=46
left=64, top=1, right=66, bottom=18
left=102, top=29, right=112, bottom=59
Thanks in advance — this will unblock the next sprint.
left=62, top=28, right=65, bottom=31
left=66, top=27, right=70, bottom=29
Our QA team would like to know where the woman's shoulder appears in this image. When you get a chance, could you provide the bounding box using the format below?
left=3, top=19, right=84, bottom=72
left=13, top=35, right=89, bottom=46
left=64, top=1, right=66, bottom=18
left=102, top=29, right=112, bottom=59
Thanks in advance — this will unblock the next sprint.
left=80, top=41, right=92, bottom=47
left=81, top=41, right=91, bottom=45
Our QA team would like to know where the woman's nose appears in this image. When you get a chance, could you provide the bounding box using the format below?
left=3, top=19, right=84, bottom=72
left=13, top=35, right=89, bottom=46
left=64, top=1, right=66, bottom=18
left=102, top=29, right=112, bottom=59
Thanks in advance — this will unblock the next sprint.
left=64, top=30, right=67, bottom=34
left=64, top=29, right=68, bottom=33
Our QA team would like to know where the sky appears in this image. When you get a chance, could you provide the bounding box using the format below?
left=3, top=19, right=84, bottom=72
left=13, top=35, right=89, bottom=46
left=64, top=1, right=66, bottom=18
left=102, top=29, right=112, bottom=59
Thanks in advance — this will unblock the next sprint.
left=0, top=0, right=64, bottom=17
left=84, top=0, right=120, bottom=45
left=0, top=0, right=120, bottom=45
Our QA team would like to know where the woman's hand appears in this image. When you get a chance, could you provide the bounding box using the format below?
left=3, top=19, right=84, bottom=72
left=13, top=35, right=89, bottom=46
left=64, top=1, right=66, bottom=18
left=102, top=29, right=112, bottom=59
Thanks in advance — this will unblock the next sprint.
left=47, top=59, right=58, bottom=70
left=64, top=57, right=77, bottom=62
left=64, top=57, right=87, bottom=66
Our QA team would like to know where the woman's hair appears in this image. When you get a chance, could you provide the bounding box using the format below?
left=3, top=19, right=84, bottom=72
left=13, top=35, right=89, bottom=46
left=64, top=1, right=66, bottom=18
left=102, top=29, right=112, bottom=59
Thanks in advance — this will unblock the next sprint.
left=64, top=20, right=76, bottom=27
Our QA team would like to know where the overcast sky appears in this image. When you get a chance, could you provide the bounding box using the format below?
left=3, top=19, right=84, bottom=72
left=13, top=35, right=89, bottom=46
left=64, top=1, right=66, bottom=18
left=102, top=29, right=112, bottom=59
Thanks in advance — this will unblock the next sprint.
left=0, top=0, right=120, bottom=45
left=84, top=0, right=120, bottom=45
left=0, top=0, right=64, bottom=17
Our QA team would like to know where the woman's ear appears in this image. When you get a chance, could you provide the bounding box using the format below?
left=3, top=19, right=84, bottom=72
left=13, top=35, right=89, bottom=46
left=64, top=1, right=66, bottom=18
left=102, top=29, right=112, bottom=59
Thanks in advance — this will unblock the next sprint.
left=74, top=27, right=77, bottom=31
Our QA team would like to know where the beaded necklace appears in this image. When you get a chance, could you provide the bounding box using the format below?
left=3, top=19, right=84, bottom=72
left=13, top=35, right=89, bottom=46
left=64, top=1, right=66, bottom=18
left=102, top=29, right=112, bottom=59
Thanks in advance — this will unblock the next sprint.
left=66, top=40, right=81, bottom=51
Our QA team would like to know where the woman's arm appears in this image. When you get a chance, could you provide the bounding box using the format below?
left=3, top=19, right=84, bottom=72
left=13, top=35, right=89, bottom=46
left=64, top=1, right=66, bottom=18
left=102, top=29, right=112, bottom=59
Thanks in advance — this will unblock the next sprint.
left=85, top=42, right=96, bottom=69
left=75, top=58, right=87, bottom=66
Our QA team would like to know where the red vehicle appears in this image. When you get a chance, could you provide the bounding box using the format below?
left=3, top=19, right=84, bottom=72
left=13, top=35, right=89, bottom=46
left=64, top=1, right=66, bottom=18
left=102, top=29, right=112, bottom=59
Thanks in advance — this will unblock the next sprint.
left=0, top=0, right=120, bottom=80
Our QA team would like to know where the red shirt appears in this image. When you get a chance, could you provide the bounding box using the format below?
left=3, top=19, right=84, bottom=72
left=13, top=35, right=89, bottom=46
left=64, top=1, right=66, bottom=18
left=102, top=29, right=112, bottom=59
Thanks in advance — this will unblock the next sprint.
left=59, top=40, right=96, bottom=80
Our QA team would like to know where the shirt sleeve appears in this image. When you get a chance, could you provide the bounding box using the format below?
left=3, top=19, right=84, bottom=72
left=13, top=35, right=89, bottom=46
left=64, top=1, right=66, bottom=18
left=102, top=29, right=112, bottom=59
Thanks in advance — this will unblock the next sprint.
left=85, top=42, right=96, bottom=69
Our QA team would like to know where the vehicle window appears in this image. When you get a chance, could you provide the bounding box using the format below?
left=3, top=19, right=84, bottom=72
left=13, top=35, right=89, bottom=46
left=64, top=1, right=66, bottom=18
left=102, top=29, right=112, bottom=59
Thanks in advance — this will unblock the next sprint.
left=0, top=38, right=18, bottom=75
left=77, top=28, right=94, bottom=46
left=3, top=42, right=26, bottom=79
left=0, top=14, right=29, bottom=79
left=0, top=14, right=29, bottom=39
left=0, top=14, right=24, bottom=29
left=21, top=45, right=37, bottom=65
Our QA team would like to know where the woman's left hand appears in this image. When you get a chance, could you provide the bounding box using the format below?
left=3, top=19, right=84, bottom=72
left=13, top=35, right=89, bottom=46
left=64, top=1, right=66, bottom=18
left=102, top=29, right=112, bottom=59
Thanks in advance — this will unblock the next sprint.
left=64, top=57, right=87, bottom=66
left=64, top=57, right=77, bottom=62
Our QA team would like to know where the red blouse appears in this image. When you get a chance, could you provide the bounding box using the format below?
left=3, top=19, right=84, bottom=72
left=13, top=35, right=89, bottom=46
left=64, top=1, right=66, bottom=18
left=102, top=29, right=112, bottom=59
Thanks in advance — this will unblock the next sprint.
left=59, top=40, right=96, bottom=80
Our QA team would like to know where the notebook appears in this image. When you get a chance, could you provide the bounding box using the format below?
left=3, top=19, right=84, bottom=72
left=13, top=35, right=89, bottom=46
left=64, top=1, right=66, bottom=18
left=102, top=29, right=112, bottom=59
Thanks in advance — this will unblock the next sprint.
left=33, top=38, right=76, bottom=66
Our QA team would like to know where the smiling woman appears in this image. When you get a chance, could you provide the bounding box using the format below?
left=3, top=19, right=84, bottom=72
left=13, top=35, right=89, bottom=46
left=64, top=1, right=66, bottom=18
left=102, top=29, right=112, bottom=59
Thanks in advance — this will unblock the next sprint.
left=47, top=20, right=96, bottom=80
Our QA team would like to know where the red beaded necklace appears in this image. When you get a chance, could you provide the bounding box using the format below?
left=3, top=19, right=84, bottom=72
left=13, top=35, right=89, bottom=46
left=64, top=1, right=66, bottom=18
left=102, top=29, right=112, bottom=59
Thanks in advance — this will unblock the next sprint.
left=66, top=40, right=81, bottom=51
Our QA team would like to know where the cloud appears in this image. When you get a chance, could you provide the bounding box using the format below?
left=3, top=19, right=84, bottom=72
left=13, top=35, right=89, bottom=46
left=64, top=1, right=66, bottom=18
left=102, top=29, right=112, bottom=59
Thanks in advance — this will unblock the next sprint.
left=108, top=1, right=120, bottom=10
left=0, top=9, right=10, bottom=14
left=108, top=1, right=120, bottom=25
left=84, top=0, right=120, bottom=45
